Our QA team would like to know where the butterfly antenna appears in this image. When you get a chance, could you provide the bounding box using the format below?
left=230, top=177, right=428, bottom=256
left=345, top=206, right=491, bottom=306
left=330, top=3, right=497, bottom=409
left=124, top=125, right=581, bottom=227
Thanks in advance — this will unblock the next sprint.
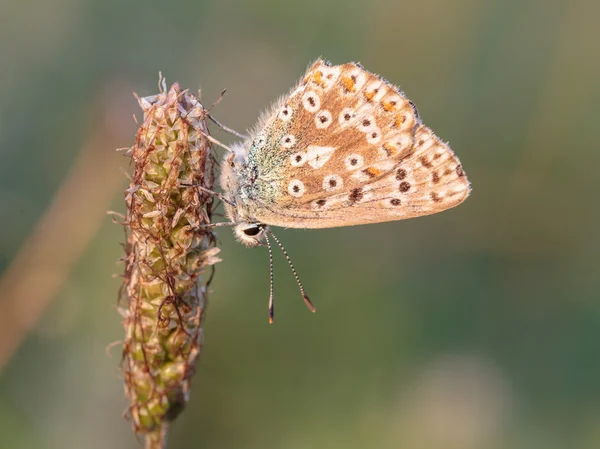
left=264, top=232, right=275, bottom=324
left=267, top=230, right=316, bottom=313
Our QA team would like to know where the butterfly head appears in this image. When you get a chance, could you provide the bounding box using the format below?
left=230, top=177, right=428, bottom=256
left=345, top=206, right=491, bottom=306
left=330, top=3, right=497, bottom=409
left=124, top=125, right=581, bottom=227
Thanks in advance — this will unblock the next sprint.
left=220, top=147, right=244, bottom=195
left=234, top=222, right=269, bottom=247
left=220, top=140, right=279, bottom=247
left=220, top=145, right=251, bottom=226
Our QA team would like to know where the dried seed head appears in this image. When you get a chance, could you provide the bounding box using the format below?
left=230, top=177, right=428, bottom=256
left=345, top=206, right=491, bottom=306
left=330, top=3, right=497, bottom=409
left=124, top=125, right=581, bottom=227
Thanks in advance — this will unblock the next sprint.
left=118, top=80, right=219, bottom=441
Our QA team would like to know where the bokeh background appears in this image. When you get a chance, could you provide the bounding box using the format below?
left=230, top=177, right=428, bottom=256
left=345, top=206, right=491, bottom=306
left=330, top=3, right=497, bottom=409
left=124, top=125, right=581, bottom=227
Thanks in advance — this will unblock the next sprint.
left=1, top=0, right=599, bottom=448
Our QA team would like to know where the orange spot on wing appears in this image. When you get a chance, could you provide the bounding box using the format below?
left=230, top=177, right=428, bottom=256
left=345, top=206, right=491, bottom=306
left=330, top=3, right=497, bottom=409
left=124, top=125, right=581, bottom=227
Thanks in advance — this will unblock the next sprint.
left=394, top=113, right=407, bottom=128
left=341, top=76, right=356, bottom=92
left=364, top=167, right=382, bottom=178
left=305, top=70, right=325, bottom=87
left=314, top=71, right=325, bottom=87
left=382, top=100, right=397, bottom=112
left=382, top=142, right=398, bottom=156
left=316, top=71, right=324, bottom=84
left=364, top=90, right=376, bottom=101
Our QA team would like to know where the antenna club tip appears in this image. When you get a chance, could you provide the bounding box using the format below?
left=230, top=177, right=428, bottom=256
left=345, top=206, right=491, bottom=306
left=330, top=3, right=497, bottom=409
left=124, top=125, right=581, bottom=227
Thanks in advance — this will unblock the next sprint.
left=303, top=294, right=316, bottom=313
left=269, top=317, right=274, bottom=324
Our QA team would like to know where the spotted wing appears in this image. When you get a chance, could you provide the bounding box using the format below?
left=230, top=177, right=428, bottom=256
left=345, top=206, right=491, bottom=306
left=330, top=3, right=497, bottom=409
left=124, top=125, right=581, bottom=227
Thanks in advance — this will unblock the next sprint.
left=247, top=59, right=470, bottom=228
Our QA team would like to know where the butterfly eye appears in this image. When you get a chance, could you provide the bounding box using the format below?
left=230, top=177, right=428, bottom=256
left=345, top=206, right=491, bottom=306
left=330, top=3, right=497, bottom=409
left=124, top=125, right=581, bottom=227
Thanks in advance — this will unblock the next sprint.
left=242, top=225, right=262, bottom=236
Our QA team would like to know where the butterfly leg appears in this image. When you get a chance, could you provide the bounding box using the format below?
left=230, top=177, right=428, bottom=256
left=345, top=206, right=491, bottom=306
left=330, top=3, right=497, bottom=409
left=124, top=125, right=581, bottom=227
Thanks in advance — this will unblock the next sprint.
left=208, top=113, right=248, bottom=140
left=180, top=183, right=236, bottom=207
left=201, top=131, right=235, bottom=153
left=194, top=221, right=236, bottom=230
left=178, top=112, right=236, bottom=153
left=204, top=88, right=247, bottom=139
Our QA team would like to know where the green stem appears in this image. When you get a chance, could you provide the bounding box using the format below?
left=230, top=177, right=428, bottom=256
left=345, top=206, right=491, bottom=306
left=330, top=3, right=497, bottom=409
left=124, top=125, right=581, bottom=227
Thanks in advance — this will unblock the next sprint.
left=145, top=424, right=169, bottom=449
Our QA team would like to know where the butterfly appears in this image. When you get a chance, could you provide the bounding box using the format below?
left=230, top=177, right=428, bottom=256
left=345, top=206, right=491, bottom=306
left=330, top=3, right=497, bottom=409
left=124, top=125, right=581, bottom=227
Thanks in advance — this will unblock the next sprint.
left=217, top=59, right=471, bottom=321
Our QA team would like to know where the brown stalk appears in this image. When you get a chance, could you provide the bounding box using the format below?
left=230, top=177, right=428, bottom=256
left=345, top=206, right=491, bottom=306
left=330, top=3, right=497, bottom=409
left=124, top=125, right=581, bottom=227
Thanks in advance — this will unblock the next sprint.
left=119, top=79, right=220, bottom=448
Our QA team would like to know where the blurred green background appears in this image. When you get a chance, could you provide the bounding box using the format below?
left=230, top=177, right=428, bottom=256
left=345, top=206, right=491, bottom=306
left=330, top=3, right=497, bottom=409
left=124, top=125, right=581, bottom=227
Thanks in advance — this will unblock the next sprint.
left=1, top=0, right=599, bottom=448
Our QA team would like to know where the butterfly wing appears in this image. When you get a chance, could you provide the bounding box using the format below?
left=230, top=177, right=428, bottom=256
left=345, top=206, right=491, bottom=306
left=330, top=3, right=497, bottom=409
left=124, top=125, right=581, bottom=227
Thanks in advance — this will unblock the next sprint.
left=240, top=59, right=470, bottom=229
